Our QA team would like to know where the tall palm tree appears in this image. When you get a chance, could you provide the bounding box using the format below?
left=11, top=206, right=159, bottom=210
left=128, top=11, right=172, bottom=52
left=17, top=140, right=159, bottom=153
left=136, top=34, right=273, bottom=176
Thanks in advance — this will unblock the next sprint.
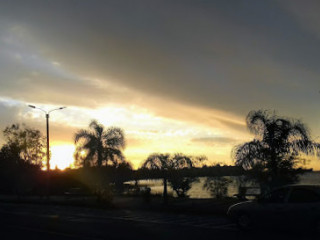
left=74, top=120, right=125, bottom=167
left=233, top=110, right=320, bottom=190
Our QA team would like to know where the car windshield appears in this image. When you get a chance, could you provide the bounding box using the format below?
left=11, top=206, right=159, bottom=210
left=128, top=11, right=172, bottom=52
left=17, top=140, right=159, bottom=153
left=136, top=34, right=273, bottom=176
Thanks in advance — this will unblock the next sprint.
left=288, top=187, right=320, bottom=203
left=261, top=188, right=290, bottom=203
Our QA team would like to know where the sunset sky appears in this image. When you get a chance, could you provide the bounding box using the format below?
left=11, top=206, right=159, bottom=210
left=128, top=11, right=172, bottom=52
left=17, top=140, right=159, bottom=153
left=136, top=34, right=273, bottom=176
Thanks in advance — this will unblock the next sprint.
left=0, top=0, right=320, bottom=170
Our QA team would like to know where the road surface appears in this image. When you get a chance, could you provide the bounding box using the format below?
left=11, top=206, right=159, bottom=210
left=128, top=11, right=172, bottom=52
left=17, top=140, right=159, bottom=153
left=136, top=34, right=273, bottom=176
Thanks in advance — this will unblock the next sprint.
left=0, top=202, right=317, bottom=240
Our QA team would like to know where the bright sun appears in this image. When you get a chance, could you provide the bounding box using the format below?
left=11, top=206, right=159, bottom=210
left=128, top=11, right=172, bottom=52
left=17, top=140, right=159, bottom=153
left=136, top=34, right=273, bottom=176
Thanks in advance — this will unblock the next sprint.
left=50, top=145, right=75, bottom=170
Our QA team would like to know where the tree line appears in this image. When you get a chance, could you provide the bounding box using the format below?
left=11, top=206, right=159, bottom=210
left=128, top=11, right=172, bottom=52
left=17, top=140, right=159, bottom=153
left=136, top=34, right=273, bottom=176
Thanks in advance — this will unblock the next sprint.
left=0, top=109, right=319, bottom=201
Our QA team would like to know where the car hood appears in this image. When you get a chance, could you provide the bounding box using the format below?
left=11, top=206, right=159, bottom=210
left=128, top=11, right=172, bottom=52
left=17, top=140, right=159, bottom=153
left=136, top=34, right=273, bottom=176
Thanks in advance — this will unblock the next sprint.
left=227, top=200, right=258, bottom=214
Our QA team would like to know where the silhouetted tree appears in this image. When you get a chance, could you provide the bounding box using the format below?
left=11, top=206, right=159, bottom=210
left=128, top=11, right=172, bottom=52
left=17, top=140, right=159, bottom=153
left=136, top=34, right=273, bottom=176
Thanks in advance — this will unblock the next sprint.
left=168, top=154, right=201, bottom=198
left=3, top=124, right=45, bottom=166
left=233, top=110, right=320, bottom=191
left=74, top=120, right=126, bottom=167
left=0, top=123, right=44, bottom=194
left=0, top=142, right=42, bottom=194
left=168, top=175, right=195, bottom=198
left=142, top=153, right=204, bottom=202
left=203, top=177, right=232, bottom=199
left=142, top=153, right=170, bottom=203
left=0, top=143, right=21, bottom=193
left=114, top=161, right=133, bottom=193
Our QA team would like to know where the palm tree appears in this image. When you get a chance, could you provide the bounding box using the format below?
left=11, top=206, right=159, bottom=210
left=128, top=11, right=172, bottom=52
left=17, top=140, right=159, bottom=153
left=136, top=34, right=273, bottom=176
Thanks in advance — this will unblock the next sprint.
left=141, top=153, right=196, bottom=202
left=233, top=110, right=320, bottom=190
left=74, top=120, right=125, bottom=167
left=142, top=153, right=170, bottom=202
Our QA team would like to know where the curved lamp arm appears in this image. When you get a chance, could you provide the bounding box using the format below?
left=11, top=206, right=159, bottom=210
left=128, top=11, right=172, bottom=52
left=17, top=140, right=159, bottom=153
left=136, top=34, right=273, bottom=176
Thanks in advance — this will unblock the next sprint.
left=28, top=105, right=47, bottom=114
left=48, top=107, right=66, bottom=114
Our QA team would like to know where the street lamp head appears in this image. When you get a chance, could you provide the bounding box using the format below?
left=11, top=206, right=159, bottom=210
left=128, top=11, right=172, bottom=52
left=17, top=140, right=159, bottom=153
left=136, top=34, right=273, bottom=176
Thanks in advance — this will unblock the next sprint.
left=28, top=105, right=36, bottom=108
left=59, top=107, right=66, bottom=110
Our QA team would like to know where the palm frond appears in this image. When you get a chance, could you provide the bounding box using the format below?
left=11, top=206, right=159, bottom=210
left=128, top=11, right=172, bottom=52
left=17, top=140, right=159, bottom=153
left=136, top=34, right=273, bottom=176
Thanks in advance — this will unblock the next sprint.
left=104, top=147, right=125, bottom=166
left=289, top=120, right=310, bottom=141
left=104, top=127, right=125, bottom=149
left=74, top=129, right=92, bottom=143
left=246, top=109, right=269, bottom=135
left=142, top=153, right=170, bottom=170
left=89, top=120, right=104, bottom=138
left=232, top=140, right=264, bottom=170
left=171, top=153, right=193, bottom=169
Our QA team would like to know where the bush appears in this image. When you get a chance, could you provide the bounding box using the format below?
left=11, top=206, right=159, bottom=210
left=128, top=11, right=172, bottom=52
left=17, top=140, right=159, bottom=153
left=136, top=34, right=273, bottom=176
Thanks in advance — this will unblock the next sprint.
left=95, top=186, right=113, bottom=205
left=203, top=177, right=232, bottom=199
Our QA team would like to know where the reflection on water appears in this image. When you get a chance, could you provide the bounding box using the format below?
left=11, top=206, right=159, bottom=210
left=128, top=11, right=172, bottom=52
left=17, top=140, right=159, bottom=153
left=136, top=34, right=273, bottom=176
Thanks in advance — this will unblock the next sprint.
left=135, top=177, right=243, bottom=198
left=128, top=172, right=320, bottom=198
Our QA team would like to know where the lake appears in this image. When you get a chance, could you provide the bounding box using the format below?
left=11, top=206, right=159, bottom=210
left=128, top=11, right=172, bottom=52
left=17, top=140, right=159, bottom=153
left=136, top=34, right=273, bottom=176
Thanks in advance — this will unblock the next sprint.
left=131, top=172, right=320, bottom=198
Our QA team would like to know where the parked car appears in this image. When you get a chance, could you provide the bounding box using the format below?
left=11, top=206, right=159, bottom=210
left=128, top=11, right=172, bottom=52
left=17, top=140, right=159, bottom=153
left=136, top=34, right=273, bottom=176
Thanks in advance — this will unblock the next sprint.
left=227, top=185, right=320, bottom=231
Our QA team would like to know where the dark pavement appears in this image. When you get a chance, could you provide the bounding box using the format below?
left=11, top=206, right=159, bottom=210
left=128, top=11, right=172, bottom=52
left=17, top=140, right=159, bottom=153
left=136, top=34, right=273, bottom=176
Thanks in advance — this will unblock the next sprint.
left=0, top=202, right=317, bottom=240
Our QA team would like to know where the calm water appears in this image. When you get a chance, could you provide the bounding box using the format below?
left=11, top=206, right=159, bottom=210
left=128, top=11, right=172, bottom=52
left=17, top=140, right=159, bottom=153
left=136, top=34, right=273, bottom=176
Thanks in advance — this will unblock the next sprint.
left=130, top=172, right=320, bottom=199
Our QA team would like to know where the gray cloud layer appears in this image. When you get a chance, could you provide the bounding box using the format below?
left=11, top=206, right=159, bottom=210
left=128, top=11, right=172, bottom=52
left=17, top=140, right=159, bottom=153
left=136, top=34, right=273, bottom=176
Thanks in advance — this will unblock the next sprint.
left=0, top=0, right=320, bottom=136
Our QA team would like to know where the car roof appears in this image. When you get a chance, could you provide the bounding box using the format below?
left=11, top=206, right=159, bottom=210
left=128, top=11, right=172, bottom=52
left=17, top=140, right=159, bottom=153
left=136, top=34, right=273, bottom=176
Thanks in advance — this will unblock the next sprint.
left=274, top=184, right=320, bottom=191
left=283, top=184, right=320, bottom=188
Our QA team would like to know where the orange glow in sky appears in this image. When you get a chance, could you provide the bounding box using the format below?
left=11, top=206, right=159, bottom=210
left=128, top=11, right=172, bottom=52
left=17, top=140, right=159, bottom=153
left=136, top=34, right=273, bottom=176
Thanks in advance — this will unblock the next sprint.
left=50, top=145, right=75, bottom=170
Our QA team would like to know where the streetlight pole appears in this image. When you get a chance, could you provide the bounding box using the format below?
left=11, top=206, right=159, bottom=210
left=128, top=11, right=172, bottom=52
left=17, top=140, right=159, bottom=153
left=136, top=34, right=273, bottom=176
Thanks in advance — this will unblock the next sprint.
left=28, top=105, right=66, bottom=172
left=46, top=113, right=50, bottom=171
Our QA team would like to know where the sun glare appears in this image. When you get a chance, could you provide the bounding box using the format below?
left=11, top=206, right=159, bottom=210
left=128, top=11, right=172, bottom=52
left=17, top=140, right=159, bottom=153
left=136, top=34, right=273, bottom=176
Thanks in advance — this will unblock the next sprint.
left=50, top=145, right=75, bottom=170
